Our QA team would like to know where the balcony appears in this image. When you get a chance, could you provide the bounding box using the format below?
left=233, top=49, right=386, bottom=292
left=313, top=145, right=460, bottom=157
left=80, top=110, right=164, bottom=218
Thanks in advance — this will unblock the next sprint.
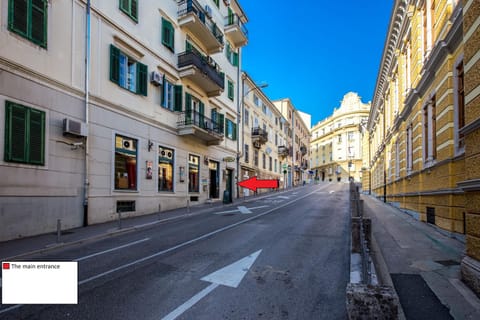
left=178, top=50, right=225, bottom=97
left=177, top=110, right=224, bottom=145
left=278, top=146, right=290, bottom=158
left=224, top=13, right=248, bottom=48
left=251, top=127, right=268, bottom=148
left=300, top=145, right=307, bottom=156
left=177, top=0, right=224, bottom=54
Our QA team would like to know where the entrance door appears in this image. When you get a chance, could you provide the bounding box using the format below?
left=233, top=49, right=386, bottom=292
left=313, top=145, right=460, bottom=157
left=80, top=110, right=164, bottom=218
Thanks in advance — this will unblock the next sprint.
left=209, top=160, right=219, bottom=198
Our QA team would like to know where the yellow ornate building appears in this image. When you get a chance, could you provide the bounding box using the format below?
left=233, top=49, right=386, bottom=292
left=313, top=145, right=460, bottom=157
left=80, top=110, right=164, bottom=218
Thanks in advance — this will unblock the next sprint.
left=368, top=0, right=480, bottom=295
left=311, top=93, right=370, bottom=183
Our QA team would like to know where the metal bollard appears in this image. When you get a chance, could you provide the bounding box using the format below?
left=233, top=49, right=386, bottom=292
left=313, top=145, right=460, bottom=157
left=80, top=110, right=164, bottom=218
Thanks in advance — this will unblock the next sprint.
left=187, top=199, right=190, bottom=213
left=158, top=203, right=162, bottom=220
left=56, top=219, right=61, bottom=243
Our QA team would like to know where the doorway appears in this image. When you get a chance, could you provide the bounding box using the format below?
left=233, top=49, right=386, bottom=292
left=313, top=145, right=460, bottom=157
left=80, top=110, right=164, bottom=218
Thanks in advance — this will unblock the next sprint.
left=209, top=160, right=219, bottom=199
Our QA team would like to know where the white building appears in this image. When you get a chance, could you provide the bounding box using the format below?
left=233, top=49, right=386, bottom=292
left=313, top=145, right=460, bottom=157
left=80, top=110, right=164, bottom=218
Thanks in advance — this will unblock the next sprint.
left=0, top=0, right=248, bottom=241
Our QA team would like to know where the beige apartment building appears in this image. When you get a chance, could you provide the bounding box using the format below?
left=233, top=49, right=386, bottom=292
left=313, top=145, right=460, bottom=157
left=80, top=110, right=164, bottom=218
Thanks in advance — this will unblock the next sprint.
left=367, top=0, right=480, bottom=296
left=273, top=99, right=311, bottom=186
left=0, top=0, right=248, bottom=241
left=238, top=72, right=289, bottom=195
left=311, top=92, right=370, bottom=183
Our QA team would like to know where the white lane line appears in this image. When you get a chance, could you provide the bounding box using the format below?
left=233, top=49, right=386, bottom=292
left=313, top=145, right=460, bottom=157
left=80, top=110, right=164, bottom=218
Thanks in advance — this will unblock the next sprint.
left=74, top=238, right=150, bottom=262
left=237, top=206, right=251, bottom=214
left=161, top=283, right=219, bottom=320
left=0, top=304, right=23, bottom=315
left=78, top=189, right=318, bottom=286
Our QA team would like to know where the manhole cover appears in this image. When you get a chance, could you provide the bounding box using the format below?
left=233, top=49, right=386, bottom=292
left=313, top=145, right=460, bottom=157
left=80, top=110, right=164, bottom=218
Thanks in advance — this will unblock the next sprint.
left=435, top=260, right=460, bottom=266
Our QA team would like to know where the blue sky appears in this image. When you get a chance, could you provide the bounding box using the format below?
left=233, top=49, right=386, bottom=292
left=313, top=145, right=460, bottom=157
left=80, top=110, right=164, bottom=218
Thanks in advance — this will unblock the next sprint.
left=240, top=1, right=394, bottom=127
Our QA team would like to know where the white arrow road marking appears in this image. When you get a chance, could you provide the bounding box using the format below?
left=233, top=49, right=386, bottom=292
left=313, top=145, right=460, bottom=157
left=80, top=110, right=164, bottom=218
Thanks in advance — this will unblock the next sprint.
left=162, top=250, right=262, bottom=320
left=214, top=205, right=269, bottom=215
left=329, top=190, right=335, bottom=194
left=237, top=206, right=251, bottom=214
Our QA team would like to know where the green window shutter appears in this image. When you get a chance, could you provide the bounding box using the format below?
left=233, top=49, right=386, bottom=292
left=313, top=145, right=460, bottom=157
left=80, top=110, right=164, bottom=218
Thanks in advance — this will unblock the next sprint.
left=225, top=42, right=231, bottom=59
left=5, top=102, right=27, bottom=162
left=136, top=62, right=148, bottom=96
left=120, top=0, right=129, bottom=12
left=174, top=85, right=183, bottom=111
left=9, top=0, right=28, bottom=36
left=31, top=0, right=47, bottom=47
left=228, top=8, right=234, bottom=25
left=131, top=0, right=138, bottom=20
left=162, top=18, right=174, bottom=51
left=28, top=108, right=45, bottom=165
left=109, top=44, right=120, bottom=84
left=161, top=75, right=166, bottom=106
left=185, top=93, right=192, bottom=123
left=186, top=41, right=192, bottom=52
left=233, top=52, right=239, bottom=67
left=228, top=81, right=234, bottom=100
left=199, top=102, right=205, bottom=128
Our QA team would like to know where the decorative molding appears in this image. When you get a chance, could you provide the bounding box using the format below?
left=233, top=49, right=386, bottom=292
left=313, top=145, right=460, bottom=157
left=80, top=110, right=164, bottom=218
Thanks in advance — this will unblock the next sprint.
left=457, top=179, right=480, bottom=192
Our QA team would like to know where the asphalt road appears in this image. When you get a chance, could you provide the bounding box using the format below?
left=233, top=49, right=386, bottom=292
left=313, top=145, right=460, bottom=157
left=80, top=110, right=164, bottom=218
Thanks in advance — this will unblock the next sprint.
left=1, top=183, right=351, bottom=320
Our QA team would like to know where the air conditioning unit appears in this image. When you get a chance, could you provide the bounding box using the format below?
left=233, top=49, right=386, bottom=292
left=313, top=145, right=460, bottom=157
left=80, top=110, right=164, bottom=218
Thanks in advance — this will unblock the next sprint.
left=204, top=5, right=212, bottom=18
left=63, top=118, right=88, bottom=137
left=122, top=138, right=136, bottom=152
left=150, top=71, right=162, bottom=86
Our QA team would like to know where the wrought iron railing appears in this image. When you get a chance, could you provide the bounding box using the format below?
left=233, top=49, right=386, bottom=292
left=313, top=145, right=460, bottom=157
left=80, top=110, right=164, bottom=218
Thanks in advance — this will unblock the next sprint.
left=178, top=50, right=225, bottom=89
left=251, top=127, right=268, bottom=141
left=177, top=0, right=224, bottom=45
left=177, top=110, right=224, bottom=136
left=225, top=13, right=248, bottom=37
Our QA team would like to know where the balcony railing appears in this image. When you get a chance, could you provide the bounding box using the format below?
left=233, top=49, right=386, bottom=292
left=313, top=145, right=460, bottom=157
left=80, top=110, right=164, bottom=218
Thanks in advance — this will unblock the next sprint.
left=251, top=127, right=268, bottom=143
left=224, top=13, right=248, bottom=47
left=177, top=110, right=224, bottom=144
left=178, top=0, right=224, bottom=50
left=300, top=145, right=307, bottom=155
left=178, top=50, right=225, bottom=91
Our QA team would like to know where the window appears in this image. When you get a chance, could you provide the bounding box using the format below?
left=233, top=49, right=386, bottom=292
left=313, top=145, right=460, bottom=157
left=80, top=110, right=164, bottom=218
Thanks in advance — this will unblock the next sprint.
left=262, top=153, right=266, bottom=169
left=110, top=45, right=147, bottom=96
left=188, top=154, right=199, bottom=192
left=119, top=0, right=138, bottom=22
left=254, top=150, right=259, bottom=166
left=455, top=61, right=465, bottom=150
left=228, top=80, right=234, bottom=101
left=115, top=134, right=137, bottom=190
left=4, top=101, right=45, bottom=165
left=395, top=140, right=400, bottom=178
left=226, top=119, right=237, bottom=140
left=225, top=43, right=239, bottom=66
left=348, top=132, right=354, bottom=141
left=162, top=17, right=174, bottom=52
left=158, top=146, right=174, bottom=192
left=8, top=0, right=47, bottom=48
left=244, top=109, right=249, bottom=127
left=161, top=79, right=182, bottom=111
left=269, top=156, right=272, bottom=171
left=245, top=144, right=249, bottom=163
left=274, top=159, right=277, bottom=172
left=406, top=124, right=413, bottom=173
left=337, top=134, right=342, bottom=144
left=423, top=95, right=436, bottom=164
left=253, top=94, right=260, bottom=107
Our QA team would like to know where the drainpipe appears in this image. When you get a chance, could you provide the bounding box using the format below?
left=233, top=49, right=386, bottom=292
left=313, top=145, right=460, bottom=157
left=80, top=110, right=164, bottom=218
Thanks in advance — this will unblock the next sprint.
left=383, top=96, right=387, bottom=203
left=236, top=51, right=242, bottom=199
left=83, top=0, right=91, bottom=226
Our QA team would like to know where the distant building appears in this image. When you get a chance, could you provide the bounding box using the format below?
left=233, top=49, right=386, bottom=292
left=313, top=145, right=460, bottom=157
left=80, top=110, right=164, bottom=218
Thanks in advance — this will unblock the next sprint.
left=310, top=93, right=370, bottom=183
left=239, top=72, right=288, bottom=195
left=273, top=99, right=311, bottom=186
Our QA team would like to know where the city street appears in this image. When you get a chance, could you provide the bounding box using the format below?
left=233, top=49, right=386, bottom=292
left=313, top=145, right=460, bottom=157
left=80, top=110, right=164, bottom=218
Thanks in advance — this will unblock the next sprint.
left=0, top=183, right=351, bottom=320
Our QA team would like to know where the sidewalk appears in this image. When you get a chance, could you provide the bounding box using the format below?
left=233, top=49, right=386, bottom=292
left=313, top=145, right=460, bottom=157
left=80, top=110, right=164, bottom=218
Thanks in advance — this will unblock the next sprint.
left=362, top=194, right=480, bottom=319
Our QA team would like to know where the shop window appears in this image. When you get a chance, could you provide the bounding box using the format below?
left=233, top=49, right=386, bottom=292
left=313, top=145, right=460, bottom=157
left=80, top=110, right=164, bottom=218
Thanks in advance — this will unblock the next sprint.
left=158, top=146, right=174, bottom=192
left=114, top=134, right=137, bottom=190
left=189, top=154, right=199, bottom=192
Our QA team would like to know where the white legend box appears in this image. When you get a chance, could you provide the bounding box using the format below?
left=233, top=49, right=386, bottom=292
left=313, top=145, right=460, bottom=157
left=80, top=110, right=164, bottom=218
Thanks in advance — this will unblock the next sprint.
left=2, top=261, right=78, bottom=304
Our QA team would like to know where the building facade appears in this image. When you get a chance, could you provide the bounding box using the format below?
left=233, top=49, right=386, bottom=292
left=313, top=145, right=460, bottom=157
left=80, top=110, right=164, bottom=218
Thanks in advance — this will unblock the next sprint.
left=273, top=99, right=311, bottom=186
left=0, top=0, right=248, bottom=241
left=238, top=72, right=288, bottom=195
left=311, top=93, right=370, bottom=183
left=459, top=0, right=480, bottom=297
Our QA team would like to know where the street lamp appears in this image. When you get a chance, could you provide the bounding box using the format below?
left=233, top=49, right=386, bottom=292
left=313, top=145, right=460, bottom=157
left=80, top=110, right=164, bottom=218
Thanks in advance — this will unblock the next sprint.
left=236, top=77, right=268, bottom=199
